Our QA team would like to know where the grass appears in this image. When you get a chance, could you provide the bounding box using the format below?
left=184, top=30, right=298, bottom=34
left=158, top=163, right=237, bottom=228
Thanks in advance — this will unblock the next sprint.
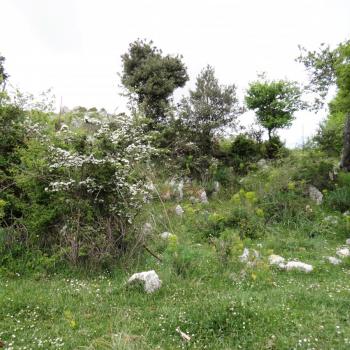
left=1, top=156, right=350, bottom=349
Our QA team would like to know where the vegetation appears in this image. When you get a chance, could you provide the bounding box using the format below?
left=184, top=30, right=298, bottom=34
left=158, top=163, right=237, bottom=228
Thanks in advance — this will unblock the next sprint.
left=1, top=38, right=350, bottom=349
left=245, top=77, right=304, bottom=141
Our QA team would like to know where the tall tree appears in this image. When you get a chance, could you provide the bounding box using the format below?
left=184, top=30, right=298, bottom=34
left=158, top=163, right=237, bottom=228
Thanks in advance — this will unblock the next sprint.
left=179, top=65, right=241, bottom=153
left=245, top=78, right=304, bottom=140
left=297, top=39, right=350, bottom=170
left=120, top=39, right=188, bottom=125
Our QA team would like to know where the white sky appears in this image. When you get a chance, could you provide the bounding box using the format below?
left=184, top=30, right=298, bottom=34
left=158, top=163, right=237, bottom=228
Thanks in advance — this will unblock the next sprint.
left=1, top=0, right=350, bottom=147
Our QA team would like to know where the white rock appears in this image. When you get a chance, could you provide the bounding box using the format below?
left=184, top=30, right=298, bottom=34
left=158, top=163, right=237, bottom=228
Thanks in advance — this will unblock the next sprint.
left=327, top=256, right=342, bottom=265
left=160, top=232, right=174, bottom=240
left=175, top=205, right=184, bottom=216
left=213, top=181, right=220, bottom=194
left=59, top=123, right=69, bottom=131
left=309, top=185, right=323, bottom=205
left=127, top=270, right=162, bottom=293
left=283, top=261, right=313, bottom=273
left=142, top=222, right=153, bottom=236
left=239, top=248, right=250, bottom=263
left=336, top=247, right=350, bottom=258
left=346, top=239, right=350, bottom=245
left=343, top=210, right=350, bottom=217
left=200, top=190, right=208, bottom=204
left=268, top=254, right=285, bottom=266
left=177, top=180, right=184, bottom=200
left=323, top=216, right=338, bottom=225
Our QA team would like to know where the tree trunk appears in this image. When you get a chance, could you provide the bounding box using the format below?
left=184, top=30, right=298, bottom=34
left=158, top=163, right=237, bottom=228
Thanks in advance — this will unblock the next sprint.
left=340, top=113, right=350, bottom=172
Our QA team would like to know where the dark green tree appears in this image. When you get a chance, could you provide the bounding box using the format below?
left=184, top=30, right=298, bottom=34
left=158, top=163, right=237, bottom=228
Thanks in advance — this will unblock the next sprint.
left=121, top=39, right=188, bottom=125
left=179, top=65, right=242, bottom=154
left=297, top=39, right=350, bottom=170
left=245, top=78, right=304, bottom=141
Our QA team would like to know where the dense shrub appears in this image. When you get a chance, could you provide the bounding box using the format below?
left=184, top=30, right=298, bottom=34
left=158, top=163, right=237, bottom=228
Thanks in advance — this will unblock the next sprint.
left=2, top=113, right=155, bottom=267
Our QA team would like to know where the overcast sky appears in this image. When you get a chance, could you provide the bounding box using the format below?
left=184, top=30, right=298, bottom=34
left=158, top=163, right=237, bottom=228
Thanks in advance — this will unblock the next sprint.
left=1, top=0, right=350, bottom=146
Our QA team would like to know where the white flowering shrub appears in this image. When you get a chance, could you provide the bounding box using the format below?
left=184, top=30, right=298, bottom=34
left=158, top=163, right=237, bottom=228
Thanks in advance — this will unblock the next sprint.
left=14, top=113, right=155, bottom=266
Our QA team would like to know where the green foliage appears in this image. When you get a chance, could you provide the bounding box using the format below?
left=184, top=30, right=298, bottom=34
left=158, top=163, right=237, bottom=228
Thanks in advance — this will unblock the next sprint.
left=291, top=152, right=335, bottom=190
left=245, top=77, right=304, bottom=140
left=229, top=134, right=262, bottom=171
left=314, top=111, right=345, bottom=155
left=121, top=39, right=188, bottom=124
left=179, top=65, right=242, bottom=156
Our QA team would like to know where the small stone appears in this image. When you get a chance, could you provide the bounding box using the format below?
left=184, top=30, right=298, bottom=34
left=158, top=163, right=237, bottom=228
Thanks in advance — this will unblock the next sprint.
left=346, top=238, right=350, bottom=245
left=323, top=216, right=339, bottom=225
left=160, top=232, right=174, bottom=240
left=127, top=270, right=162, bottom=293
left=200, top=190, right=208, bottom=204
left=327, top=256, right=342, bottom=265
left=142, top=222, right=153, bottom=236
left=268, top=254, right=285, bottom=266
left=177, top=180, right=184, bottom=200
left=309, top=185, right=323, bottom=205
left=336, top=247, right=350, bottom=258
left=239, top=248, right=250, bottom=263
left=213, top=181, right=220, bottom=196
left=175, top=205, right=184, bottom=216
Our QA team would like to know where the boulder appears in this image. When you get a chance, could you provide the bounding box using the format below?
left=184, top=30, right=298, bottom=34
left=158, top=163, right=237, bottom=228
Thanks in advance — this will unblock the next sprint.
left=127, top=270, right=162, bottom=293
left=309, top=185, right=323, bottom=205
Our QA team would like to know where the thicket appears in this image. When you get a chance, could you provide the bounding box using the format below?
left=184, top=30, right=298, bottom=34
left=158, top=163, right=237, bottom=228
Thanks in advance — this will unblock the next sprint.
left=0, top=38, right=349, bottom=270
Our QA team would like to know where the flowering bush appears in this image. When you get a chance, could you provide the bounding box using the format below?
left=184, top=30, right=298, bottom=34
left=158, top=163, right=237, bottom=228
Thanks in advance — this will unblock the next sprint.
left=14, top=113, right=155, bottom=266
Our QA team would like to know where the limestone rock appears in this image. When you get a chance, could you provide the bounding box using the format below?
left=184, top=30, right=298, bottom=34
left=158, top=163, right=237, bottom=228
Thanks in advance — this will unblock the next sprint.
left=327, top=256, right=342, bottom=265
left=309, top=185, right=323, bottom=205
left=160, top=232, right=174, bottom=240
left=127, top=270, right=162, bottom=293
left=175, top=205, right=184, bottom=216
left=268, top=254, right=285, bottom=266
left=239, top=248, right=250, bottom=263
left=177, top=180, right=184, bottom=200
left=200, top=190, right=208, bottom=204
left=323, top=216, right=338, bottom=225
left=282, top=261, right=313, bottom=273
left=142, top=222, right=153, bottom=235
left=336, top=247, right=350, bottom=258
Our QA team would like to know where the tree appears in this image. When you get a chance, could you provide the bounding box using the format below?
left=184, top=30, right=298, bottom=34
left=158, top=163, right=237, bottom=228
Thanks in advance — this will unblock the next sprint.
left=120, top=39, right=188, bottom=125
left=179, top=65, right=241, bottom=154
left=245, top=78, right=303, bottom=140
left=297, top=40, right=350, bottom=170
left=0, top=55, right=9, bottom=106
